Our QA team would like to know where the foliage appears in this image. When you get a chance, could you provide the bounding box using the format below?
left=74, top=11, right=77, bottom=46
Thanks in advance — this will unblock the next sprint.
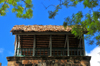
left=0, top=0, right=33, bottom=19
left=0, top=0, right=100, bottom=45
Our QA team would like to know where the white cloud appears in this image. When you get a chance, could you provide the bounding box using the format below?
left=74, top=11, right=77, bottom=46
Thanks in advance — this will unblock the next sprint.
left=86, top=46, right=100, bottom=66
left=0, top=48, right=4, bottom=53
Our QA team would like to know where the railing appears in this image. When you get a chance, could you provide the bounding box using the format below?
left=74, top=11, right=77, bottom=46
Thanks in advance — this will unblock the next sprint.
left=69, top=48, right=84, bottom=56
left=16, top=48, right=84, bottom=56
left=16, top=48, right=33, bottom=56
left=35, top=48, right=50, bottom=56
left=52, top=48, right=67, bottom=56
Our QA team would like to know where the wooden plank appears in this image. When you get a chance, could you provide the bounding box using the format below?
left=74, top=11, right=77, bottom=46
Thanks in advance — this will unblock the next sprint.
left=13, top=32, right=71, bottom=35
left=66, top=35, right=69, bottom=56
left=33, top=35, right=36, bottom=56
left=64, top=35, right=67, bottom=48
left=17, top=35, right=20, bottom=56
left=50, top=35, right=52, bottom=56
left=82, top=35, right=85, bottom=56
left=14, top=35, right=18, bottom=56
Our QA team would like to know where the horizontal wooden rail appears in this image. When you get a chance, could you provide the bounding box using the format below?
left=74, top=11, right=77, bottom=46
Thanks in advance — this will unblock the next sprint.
left=16, top=48, right=84, bottom=56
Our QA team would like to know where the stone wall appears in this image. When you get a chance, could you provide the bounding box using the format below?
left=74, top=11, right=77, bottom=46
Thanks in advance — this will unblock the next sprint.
left=7, top=56, right=91, bottom=66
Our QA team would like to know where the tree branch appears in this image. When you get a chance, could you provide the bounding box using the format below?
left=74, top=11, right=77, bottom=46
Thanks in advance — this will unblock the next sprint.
left=41, top=2, right=56, bottom=9
left=21, top=0, right=32, bottom=7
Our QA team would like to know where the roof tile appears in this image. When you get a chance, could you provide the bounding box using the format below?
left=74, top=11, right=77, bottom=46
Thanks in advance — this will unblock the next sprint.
left=11, top=25, right=72, bottom=32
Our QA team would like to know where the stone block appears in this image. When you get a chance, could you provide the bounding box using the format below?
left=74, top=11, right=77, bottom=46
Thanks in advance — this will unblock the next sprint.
left=61, top=60, right=64, bottom=63
left=7, top=61, right=19, bottom=66
left=54, top=63, right=58, bottom=66
left=38, top=60, right=42, bottom=63
left=80, top=60, right=89, bottom=66
left=31, top=60, right=38, bottom=64
left=22, top=60, right=29, bottom=64
left=64, top=60, right=67, bottom=63
left=55, top=60, right=59, bottom=63
left=74, top=60, right=80, bottom=63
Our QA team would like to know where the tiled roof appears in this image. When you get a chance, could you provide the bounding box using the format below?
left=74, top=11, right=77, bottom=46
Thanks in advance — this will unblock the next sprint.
left=11, top=25, right=72, bottom=32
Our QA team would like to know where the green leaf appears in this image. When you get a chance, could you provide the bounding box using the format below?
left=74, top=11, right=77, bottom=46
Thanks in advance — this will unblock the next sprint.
left=15, top=0, right=20, bottom=2
left=25, top=0, right=32, bottom=4
left=26, top=4, right=33, bottom=8
left=63, top=22, right=67, bottom=29
left=74, top=0, right=78, bottom=4
left=0, top=11, right=6, bottom=16
left=8, top=0, right=13, bottom=4
left=12, top=8, right=16, bottom=12
left=93, top=11, right=100, bottom=21
left=12, top=1, right=17, bottom=6
left=16, top=6, right=24, bottom=14
left=16, top=13, right=22, bottom=18
left=55, top=9, right=58, bottom=12
left=0, top=0, right=5, bottom=3
left=25, top=8, right=33, bottom=18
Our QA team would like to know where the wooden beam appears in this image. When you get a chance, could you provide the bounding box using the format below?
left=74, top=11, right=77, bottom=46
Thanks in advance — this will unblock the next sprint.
left=13, top=32, right=71, bottom=35
left=14, top=35, right=18, bottom=56
left=66, top=35, right=69, bottom=56
left=17, top=35, right=20, bottom=56
left=33, top=35, right=36, bottom=56
left=50, top=35, right=52, bottom=56
left=82, top=36, right=85, bottom=56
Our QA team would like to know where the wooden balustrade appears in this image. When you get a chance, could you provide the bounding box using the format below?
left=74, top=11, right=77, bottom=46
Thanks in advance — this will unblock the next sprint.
left=16, top=48, right=84, bottom=56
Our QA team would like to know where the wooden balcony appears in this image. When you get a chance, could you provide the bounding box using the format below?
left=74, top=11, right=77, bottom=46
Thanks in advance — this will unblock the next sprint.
left=15, top=48, right=84, bottom=57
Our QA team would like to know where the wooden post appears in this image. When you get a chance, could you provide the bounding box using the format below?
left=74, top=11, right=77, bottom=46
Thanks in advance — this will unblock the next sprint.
left=66, top=35, right=69, bottom=56
left=17, top=35, right=20, bottom=56
left=14, top=35, right=18, bottom=56
left=82, top=35, right=85, bottom=56
left=50, top=35, right=52, bottom=56
left=79, top=38, right=82, bottom=48
left=0, top=63, right=1, bottom=66
left=33, top=35, right=36, bottom=56
left=79, top=38, right=83, bottom=56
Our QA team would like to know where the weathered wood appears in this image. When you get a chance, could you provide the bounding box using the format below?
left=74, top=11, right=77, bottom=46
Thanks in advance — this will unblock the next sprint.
left=33, top=35, right=36, bottom=56
left=20, top=35, right=34, bottom=48
left=64, top=35, right=67, bottom=48
left=66, top=35, right=69, bottom=56
left=82, top=36, right=85, bottom=56
left=13, top=32, right=71, bottom=35
left=50, top=35, right=52, bottom=56
left=17, top=35, right=20, bottom=55
left=36, top=35, right=49, bottom=49
left=14, top=35, right=18, bottom=56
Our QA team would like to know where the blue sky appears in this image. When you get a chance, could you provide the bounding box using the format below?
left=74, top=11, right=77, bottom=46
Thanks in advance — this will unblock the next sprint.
left=0, top=0, right=99, bottom=66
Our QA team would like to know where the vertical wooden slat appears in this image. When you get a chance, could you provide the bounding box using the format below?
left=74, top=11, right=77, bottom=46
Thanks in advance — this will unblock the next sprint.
left=26, top=49, right=28, bottom=56
left=77, top=50, right=78, bottom=55
left=33, top=35, right=36, bottom=56
left=17, top=35, right=20, bottom=56
left=30, top=49, right=31, bottom=56
left=79, top=38, right=82, bottom=56
left=66, top=35, right=69, bottom=56
left=14, top=35, right=18, bottom=56
left=79, top=38, right=82, bottom=48
left=64, top=35, right=67, bottom=48
left=71, top=50, right=72, bottom=55
left=23, top=49, right=24, bottom=56
left=40, top=49, right=41, bottom=56
left=44, top=49, right=45, bottom=55
left=50, top=35, right=52, bottom=56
